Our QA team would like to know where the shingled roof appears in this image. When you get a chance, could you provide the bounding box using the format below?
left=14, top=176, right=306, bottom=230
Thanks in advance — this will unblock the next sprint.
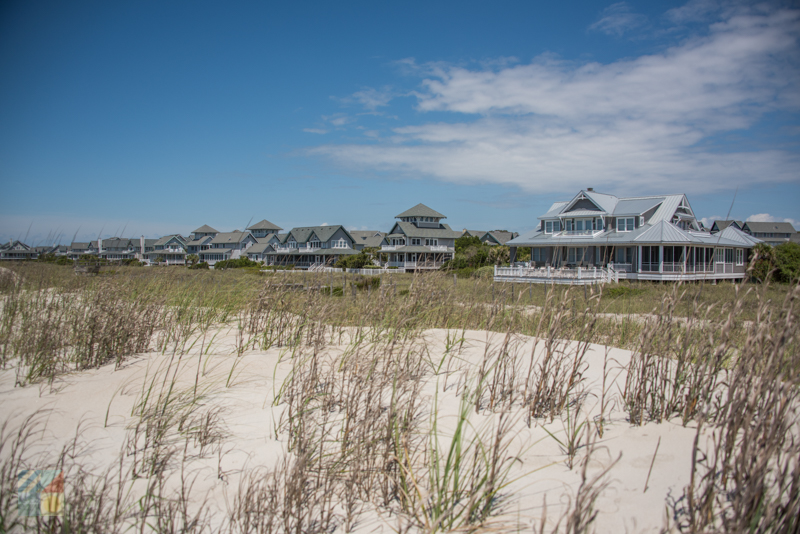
left=247, top=219, right=283, bottom=231
left=192, top=224, right=219, bottom=234
left=395, top=204, right=446, bottom=219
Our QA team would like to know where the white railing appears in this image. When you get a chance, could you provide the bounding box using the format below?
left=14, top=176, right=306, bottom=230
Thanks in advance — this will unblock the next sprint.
left=382, top=245, right=400, bottom=251
left=610, top=263, right=633, bottom=273
left=556, top=230, right=604, bottom=238
left=346, top=268, right=392, bottom=275
left=494, top=265, right=610, bottom=284
left=428, top=245, right=450, bottom=252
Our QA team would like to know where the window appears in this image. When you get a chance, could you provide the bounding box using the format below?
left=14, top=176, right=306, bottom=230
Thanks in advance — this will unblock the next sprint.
left=715, top=248, right=724, bottom=263
left=565, top=220, right=573, bottom=231
left=736, top=249, right=744, bottom=266
left=309, top=240, right=321, bottom=249
left=595, top=218, right=604, bottom=230
left=545, top=221, right=553, bottom=234
left=576, top=220, right=584, bottom=232
left=411, top=238, right=421, bottom=246
left=617, top=218, right=635, bottom=232
left=568, top=247, right=584, bottom=264
left=532, top=248, right=546, bottom=262
left=725, top=248, right=734, bottom=264
left=425, top=239, right=438, bottom=246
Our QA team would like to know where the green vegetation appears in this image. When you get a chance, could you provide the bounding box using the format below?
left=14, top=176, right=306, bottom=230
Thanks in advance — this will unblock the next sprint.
left=213, top=257, right=260, bottom=270
left=335, top=251, right=376, bottom=269
left=751, top=242, right=800, bottom=283
left=442, top=235, right=511, bottom=270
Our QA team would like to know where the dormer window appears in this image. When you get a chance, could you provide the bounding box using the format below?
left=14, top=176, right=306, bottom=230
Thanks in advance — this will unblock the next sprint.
left=544, top=221, right=562, bottom=234
left=617, top=218, right=635, bottom=232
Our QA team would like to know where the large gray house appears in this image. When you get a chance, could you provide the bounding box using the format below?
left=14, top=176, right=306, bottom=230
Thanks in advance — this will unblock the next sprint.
left=380, top=204, right=461, bottom=271
left=501, top=189, right=761, bottom=283
left=262, top=225, right=359, bottom=269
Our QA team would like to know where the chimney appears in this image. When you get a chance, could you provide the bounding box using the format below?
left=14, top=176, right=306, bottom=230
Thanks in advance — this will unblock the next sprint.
left=587, top=187, right=594, bottom=192
left=98, top=238, right=103, bottom=254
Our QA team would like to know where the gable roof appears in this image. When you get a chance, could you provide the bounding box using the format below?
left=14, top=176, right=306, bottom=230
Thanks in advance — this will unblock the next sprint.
left=246, top=243, right=273, bottom=254
left=154, top=235, right=187, bottom=246
left=286, top=225, right=355, bottom=244
left=389, top=221, right=462, bottom=239
left=635, top=220, right=693, bottom=243
left=711, top=220, right=744, bottom=231
left=349, top=230, right=386, bottom=248
left=743, top=221, right=796, bottom=234
left=613, top=197, right=664, bottom=216
left=247, top=219, right=283, bottom=231
left=192, top=224, right=219, bottom=234
left=487, top=231, right=516, bottom=245
left=462, top=230, right=486, bottom=238
left=719, top=226, right=762, bottom=246
left=210, top=231, right=254, bottom=245
left=395, top=204, right=446, bottom=219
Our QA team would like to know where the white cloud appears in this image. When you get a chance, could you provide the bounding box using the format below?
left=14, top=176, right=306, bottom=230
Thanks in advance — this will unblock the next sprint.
left=351, top=87, right=395, bottom=110
left=665, top=0, right=721, bottom=23
left=700, top=216, right=723, bottom=228
left=303, top=128, right=328, bottom=134
left=746, top=213, right=799, bottom=229
left=311, top=4, right=800, bottom=196
left=589, top=2, right=648, bottom=36
left=322, top=114, right=353, bottom=127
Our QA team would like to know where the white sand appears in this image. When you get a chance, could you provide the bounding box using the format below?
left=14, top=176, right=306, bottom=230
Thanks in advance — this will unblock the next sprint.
left=0, top=325, right=697, bottom=532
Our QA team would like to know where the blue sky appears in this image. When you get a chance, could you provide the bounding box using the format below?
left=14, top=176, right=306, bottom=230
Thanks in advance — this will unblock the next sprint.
left=1, top=0, right=798, bottom=245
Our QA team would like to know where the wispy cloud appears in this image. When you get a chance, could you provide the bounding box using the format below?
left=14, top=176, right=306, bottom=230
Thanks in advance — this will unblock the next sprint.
left=589, top=2, right=648, bottom=36
left=322, top=114, right=353, bottom=127
left=310, top=3, right=800, bottom=196
left=303, top=128, right=328, bottom=134
left=351, top=86, right=395, bottom=110
left=665, top=0, right=721, bottom=23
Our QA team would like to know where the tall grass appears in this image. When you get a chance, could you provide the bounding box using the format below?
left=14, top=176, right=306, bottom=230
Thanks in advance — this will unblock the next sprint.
left=0, top=263, right=797, bottom=532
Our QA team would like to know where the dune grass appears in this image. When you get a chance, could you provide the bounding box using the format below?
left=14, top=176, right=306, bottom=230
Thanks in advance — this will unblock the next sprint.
left=0, top=262, right=797, bottom=532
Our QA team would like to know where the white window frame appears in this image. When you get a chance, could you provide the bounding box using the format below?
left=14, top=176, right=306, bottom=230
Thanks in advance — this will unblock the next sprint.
left=617, top=217, right=635, bottom=232
left=545, top=221, right=553, bottom=234
left=736, top=249, right=744, bottom=266
left=425, top=238, right=438, bottom=246
left=411, top=238, right=421, bottom=246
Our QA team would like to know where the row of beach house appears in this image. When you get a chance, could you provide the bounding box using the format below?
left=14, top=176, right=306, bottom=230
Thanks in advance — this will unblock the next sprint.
left=2, top=191, right=797, bottom=283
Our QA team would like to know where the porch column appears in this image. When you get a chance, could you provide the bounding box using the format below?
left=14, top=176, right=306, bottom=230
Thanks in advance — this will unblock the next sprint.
left=510, top=246, right=517, bottom=263
left=659, top=246, right=663, bottom=273
left=637, top=246, right=642, bottom=273
left=682, top=246, right=687, bottom=274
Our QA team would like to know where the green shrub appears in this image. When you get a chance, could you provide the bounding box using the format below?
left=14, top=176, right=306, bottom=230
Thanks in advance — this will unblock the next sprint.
left=605, top=285, right=645, bottom=298
left=354, top=276, right=380, bottom=290
left=213, top=257, right=260, bottom=270
left=750, top=242, right=800, bottom=283
left=471, top=266, right=495, bottom=279
left=189, top=262, right=210, bottom=270
left=335, top=252, right=375, bottom=269
left=774, top=242, right=800, bottom=283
